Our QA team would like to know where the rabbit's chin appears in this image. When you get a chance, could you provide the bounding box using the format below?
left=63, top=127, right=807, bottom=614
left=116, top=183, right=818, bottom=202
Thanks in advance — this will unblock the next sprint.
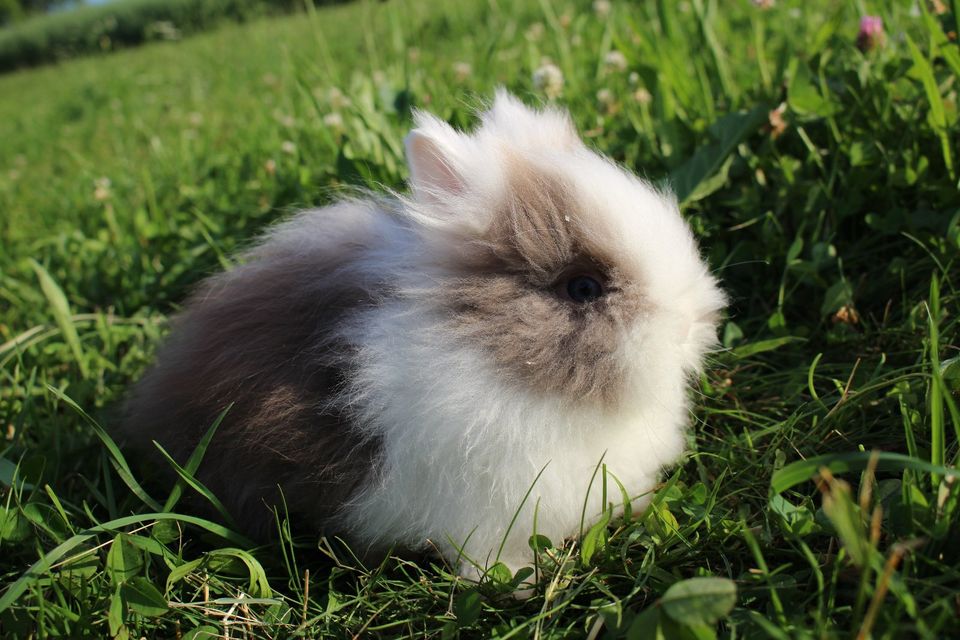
left=335, top=300, right=691, bottom=579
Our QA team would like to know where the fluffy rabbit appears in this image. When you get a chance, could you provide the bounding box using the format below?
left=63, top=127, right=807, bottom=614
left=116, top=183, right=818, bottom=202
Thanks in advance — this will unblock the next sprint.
left=123, top=90, right=725, bottom=580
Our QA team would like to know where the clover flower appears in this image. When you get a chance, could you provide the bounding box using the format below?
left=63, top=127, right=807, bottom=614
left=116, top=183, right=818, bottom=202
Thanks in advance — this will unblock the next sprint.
left=857, top=16, right=885, bottom=52
left=526, top=22, right=545, bottom=41
left=597, top=88, right=614, bottom=108
left=604, top=50, right=628, bottom=73
left=93, top=177, right=112, bottom=202
left=323, top=112, right=344, bottom=130
left=453, top=62, right=472, bottom=82
left=533, top=63, right=564, bottom=99
left=328, top=87, right=349, bottom=109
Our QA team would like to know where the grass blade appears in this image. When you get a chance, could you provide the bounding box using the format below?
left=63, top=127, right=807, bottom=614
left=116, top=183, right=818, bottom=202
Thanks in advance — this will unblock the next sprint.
left=46, top=385, right=162, bottom=512
left=162, top=405, right=231, bottom=512
left=691, top=0, right=736, bottom=103
left=0, top=512, right=255, bottom=613
left=28, top=260, right=88, bottom=378
left=906, top=35, right=955, bottom=179
left=926, top=276, right=944, bottom=485
left=494, top=462, right=549, bottom=567
left=732, top=336, right=805, bottom=359
left=771, top=451, right=960, bottom=495
left=152, top=441, right=240, bottom=532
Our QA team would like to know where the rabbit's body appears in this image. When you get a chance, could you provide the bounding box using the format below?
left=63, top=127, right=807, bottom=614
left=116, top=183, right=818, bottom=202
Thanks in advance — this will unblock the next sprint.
left=124, top=92, right=725, bottom=577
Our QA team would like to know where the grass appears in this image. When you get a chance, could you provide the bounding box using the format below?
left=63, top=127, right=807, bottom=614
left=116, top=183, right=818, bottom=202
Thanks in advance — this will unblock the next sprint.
left=0, top=0, right=306, bottom=73
left=1, top=0, right=959, bottom=636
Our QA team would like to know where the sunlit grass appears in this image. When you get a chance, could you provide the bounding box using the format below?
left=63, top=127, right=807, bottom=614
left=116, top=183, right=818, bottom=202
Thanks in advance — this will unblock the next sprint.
left=1, top=0, right=958, bottom=637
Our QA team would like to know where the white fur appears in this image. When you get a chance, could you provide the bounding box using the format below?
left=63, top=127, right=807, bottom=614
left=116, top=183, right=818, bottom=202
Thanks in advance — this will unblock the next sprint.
left=270, top=92, right=724, bottom=577
left=341, top=304, right=688, bottom=575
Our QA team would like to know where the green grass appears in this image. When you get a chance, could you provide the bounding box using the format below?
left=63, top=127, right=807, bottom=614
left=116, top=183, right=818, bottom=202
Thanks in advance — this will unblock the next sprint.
left=0, top=0, right=306, bottom=73
left=1, top=0, right=959, bottom=636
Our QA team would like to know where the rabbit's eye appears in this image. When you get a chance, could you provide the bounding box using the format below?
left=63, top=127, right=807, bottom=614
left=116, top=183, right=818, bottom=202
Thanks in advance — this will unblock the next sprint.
left=565, top=275, right=604, bottom=303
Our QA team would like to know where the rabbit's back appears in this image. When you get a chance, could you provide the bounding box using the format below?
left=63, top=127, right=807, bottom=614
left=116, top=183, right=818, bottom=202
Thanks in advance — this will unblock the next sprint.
left=122, top=201, right=397, bottom=537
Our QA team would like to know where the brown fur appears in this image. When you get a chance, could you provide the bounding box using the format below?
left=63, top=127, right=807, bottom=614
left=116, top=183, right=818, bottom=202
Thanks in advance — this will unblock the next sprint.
left=122, top=250, right=382, bottom=539
left=442, top=161, right=647, bottom=402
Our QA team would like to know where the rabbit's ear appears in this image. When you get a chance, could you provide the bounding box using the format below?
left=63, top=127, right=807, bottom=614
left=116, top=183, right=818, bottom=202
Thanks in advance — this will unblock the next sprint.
left=405, top=112, right=469, bottom=204
left=481, top=89, right=581, bottom=151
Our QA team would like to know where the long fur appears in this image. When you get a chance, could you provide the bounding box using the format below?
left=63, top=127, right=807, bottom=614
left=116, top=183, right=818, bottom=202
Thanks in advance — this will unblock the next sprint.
left=123, top=90, right=725, bottom=577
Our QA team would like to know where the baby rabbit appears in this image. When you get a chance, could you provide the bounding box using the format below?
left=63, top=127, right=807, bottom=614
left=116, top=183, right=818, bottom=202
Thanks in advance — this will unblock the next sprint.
left=123, top=90, right=725, bottom=580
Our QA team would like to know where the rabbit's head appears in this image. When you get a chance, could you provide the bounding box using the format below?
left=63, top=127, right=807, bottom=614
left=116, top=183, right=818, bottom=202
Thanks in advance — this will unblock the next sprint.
left=398, top=91, right=725, bottom=414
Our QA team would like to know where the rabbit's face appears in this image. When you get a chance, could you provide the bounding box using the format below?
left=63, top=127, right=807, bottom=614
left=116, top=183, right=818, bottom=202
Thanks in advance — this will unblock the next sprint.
left=403, top=92, right=725, bottom=410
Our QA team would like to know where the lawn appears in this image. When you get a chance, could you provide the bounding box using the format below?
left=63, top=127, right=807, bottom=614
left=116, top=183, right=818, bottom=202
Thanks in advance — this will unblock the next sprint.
left=1, top=0, right=959, bottom=637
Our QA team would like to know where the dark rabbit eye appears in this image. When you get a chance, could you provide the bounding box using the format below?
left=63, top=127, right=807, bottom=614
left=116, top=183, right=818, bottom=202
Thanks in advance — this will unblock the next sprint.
left=565, top=275, right=604, bottom=303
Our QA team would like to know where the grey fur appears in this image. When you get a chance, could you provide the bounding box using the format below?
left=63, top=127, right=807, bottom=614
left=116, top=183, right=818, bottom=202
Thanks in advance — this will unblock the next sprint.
left=440, top=161, right=643, bottom=403
left=122, top=223, right=384, bottom=539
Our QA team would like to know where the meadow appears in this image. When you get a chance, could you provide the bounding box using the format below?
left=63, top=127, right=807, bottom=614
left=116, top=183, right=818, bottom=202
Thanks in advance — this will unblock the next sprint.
left=1, top=0, right=959, bottom=637
left=0, top=0, right=309, bottom=73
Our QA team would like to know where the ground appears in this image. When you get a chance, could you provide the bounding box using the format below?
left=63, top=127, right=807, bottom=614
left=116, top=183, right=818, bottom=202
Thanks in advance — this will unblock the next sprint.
left=0, top=0, right=958, bottom=637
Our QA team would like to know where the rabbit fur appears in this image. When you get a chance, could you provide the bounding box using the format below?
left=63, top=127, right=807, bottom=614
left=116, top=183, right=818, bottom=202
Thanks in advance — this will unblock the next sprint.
left=123, top=90, right=725, bottom=579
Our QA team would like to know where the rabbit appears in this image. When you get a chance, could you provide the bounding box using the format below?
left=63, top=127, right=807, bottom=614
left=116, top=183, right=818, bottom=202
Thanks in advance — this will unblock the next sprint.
left=122, top=90, right=725, bottom=581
